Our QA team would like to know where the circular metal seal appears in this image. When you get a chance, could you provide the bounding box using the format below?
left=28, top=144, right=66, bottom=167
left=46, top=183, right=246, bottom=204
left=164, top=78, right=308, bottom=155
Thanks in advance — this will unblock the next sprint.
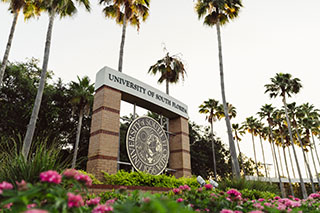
left=126, top=116, right=169, bottom=175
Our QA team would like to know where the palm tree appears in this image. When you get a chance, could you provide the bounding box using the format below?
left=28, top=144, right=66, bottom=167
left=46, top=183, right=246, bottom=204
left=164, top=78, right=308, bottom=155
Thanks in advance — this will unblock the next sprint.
left=148, top=52, right=186, bottom=95
left=272, top=109, right=294, bottom=196
left=22, top=0, right=91, bottom=159
left=298, top=103, right=320, bottom=188
left=69, top=76, right=94, bottom=168
left=264, top=73, right=307, bottom=198
left=257, top=124, right=269, bottom=179
left=100, top=0, right=150, bottom=72
left=288, top=102, right=316, bottom=193
left=199, top=98, right=223, bottom=179
left=232, top=123, right=245, bottom=175
left=0, top=0, right=40, bottom=88
left=242, top=116, right=259, bottom=176
left=195, top=0, right=242, bottom=178
left=257, top=104, right=284, bottom=193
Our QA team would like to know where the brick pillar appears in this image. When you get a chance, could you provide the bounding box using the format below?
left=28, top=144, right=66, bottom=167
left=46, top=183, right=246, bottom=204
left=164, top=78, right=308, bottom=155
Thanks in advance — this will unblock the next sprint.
left=87, top=86, right=121, bottom=180
left=169, top=116, right=191, bottom=177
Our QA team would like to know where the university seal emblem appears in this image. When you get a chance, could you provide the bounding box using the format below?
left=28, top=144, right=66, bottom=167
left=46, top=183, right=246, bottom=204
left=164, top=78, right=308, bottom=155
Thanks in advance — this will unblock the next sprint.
left=126, top=116, right=169, bottom=175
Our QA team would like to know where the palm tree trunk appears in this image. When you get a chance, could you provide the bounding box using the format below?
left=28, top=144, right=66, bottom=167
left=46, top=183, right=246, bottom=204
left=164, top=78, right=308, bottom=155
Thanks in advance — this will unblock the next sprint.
left=210, top=122, right=217, bottom=180
left=251, top=133, right=259, bottom=176
left=269, top=126, right=285, bottom=197
left=166, top=79, right=169, bottom=95
left=270, top=141, right=277, bottom=177
left=259, top=136, right=268, bottom=178
left=311, top=133, right=320, bottom=168
left=215, top=19, right=240, bottom=178
left=118, top=16, right=127, bottom=72
left=295, top=128, right=315, bottom=193
left=309, top=145, right=320, bottom=189
left=283, top=96, right=308, bottom=198
left=280, top=136, right=294, bottom=197
left=0, top=11, right=19, bottom=88
left=22, top=11, right=55, bottom=159
left=236, top=138, right=245, bottom=176
left=277, top=145, right=285, bottom=177
left=72, top=108, right=84, bottom=168
left=287, top=146, right=296, bottom=178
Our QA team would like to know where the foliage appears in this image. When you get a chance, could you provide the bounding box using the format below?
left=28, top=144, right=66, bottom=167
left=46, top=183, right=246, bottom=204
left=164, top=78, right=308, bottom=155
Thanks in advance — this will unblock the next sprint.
left=3, top=170, right=320, bottom=212
left=0, top=140, right=70, bottom=184
left=77, top=170, right=102, bottom=185
left=102, top=170, right=199, bottom=188
left=0, top=169, right=93, bottom=212
left=0, top=60, right=91, bottom=170
left=189, top=122, right=257, bottom=179
left=217, top=178, right=280, bottom=195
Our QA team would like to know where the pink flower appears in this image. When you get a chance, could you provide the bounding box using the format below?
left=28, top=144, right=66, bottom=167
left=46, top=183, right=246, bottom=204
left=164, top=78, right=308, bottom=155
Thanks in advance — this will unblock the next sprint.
left=182, top=184, right=191, bottom=191
left=226, top=189, right=241, bottom=197
left=75, top=173, right=92, bottom=186
left=143, top=197, right=151, bottom=203
left=176, top=198, right=184, bottom=203
left=63, top=169, right=78, bottom=178
left=258, top=198, right=265, bottom=202
left=309, top=193, right=320, bottom=199
left=106, top=199, right=116, bottom=205
left=24, top=210, right=48, bottom=213
left=253, top=203, right=264, bottom=210
left=264, top=202, right=271, bottom=207
left=86, top=197, right=101, bottom=206
left=67, top=192, right=84, bottom=208
left=220, top=209, right=234, bottom=213
left=3, top=203, right=13, bottom=209
left=173, top=188, right=181, bottom=194
left=234, top=211, right=243, bottom=213
left=197, top=187, right=203, bottom=192
left=204, top=184, right=213, bottom=190
left=27, top=203, right=37, bottom=209
left=40, top=170, right=62, bottom=184
left=92, top=204, right=113, bottom=213
left=274, top=196, right=280, bottom=200
left=0, top=181, right=13, bottom=190
left=16, top=180, right=28, bottom=191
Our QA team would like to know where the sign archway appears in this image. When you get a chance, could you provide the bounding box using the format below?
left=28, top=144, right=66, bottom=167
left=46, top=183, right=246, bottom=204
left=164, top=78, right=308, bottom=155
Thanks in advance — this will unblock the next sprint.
left=87, top=67, right=191, bottom=179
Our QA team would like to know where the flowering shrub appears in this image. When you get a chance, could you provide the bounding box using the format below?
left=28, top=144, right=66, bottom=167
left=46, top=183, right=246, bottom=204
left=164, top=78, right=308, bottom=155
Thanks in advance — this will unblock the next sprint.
left=2, top=171, right=320, bottom=212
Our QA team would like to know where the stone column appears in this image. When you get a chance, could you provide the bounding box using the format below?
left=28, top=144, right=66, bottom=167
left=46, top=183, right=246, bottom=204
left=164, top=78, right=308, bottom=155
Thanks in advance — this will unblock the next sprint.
left=169, top=116, right=191, bottom=177
left=87, top=86, right=121, bottom=180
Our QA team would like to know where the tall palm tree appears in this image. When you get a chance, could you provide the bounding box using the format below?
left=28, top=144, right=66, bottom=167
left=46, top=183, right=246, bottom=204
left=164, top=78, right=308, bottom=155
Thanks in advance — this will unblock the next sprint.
left=148, top=52, right=186, bottom=95
left=22, top=0, right=91, bottom=159
left=257, top=104, right=284, bottom=194
left=272, top=109, right=294, bottom=196
left=195, top=0, right=242, bottom=178
left=100, top=0, right=150, bottom=72
left=264, top=73, right=307, bottom=198
left=257, top=124, right=269, bottom=179
left=287, top=102, right=316, bottom=193
left=232, top=123, right=245, bottom=175
left=298, top=103, right=320, bottom=167
left=199, top=98, right=223, bottom=179
left=69, top=76, right=94, bottom=168
left=242, top=116, right=259, bottom=176
left=0, top=0, right=40, bottom=88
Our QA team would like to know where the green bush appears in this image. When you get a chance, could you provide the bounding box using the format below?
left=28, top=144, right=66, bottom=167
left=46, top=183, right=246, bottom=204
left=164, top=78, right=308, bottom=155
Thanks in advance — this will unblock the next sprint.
left=0, top=140, right=70, bottom=184
left=218, top=178, right=280, bottom=195
left=78, top=170, right=102, bottom=185
left=238, top=188, right=277, bottom=200
left=102, top=170, right=199, bottom=188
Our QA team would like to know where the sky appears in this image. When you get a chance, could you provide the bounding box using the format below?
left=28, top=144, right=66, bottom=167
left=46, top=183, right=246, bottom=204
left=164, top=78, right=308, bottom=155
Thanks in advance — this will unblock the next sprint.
left=1, top=0, right=320, bottom=178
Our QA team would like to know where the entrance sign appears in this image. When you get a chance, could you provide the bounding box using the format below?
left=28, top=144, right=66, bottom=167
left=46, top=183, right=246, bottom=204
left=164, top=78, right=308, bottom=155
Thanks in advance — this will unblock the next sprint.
left=95, top=66, right=188, bottom=119
left=87, top=66, right=191, bottom=180
left=126, top=116, right=169, bottom=175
